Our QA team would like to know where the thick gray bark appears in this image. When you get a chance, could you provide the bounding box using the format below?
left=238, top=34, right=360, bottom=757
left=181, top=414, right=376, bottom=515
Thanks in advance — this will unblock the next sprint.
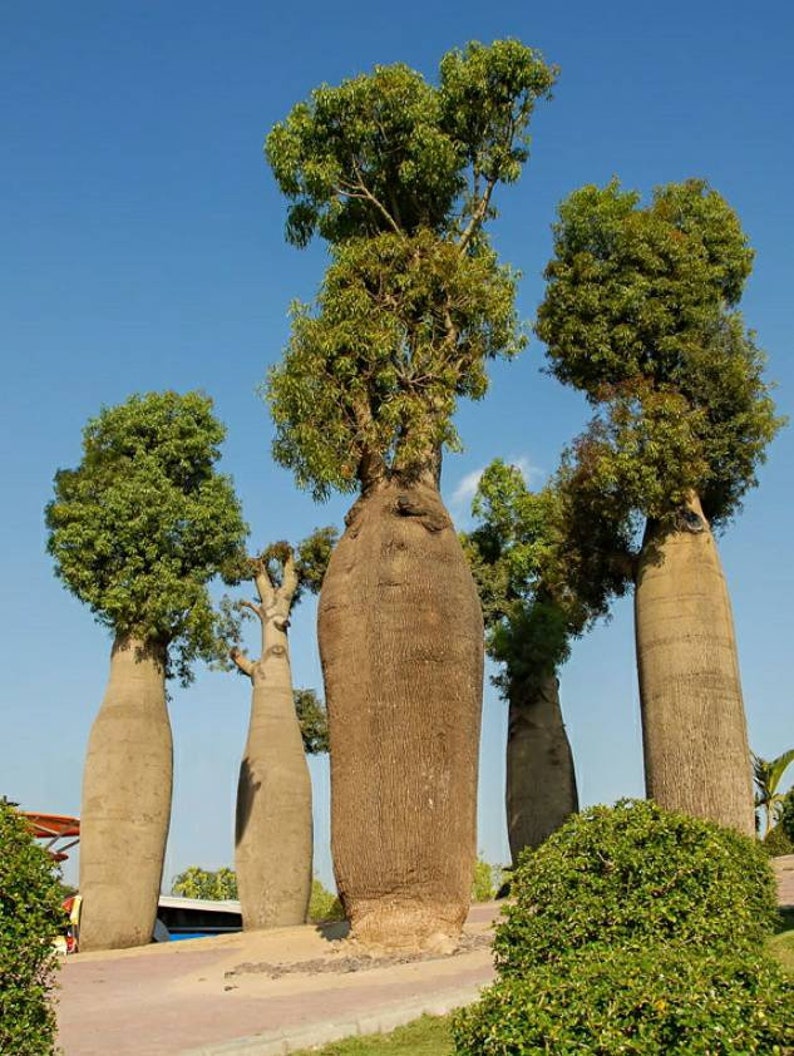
left=506, top=672, right=578, bottom=866
left=635, top=494, right=754, bottom=835
left=318, top=479, right=484, bottom=951
left=234, top=555, right=313, bottom=929
left=79, top=635, right=172, bottom=951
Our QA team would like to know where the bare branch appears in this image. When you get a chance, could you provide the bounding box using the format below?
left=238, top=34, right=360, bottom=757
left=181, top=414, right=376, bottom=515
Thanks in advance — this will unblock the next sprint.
left=239, top=599, right=264, bottom=623
left=458, top=175, right=498, bottom=254
left=229, top=648, right=256, bottom=678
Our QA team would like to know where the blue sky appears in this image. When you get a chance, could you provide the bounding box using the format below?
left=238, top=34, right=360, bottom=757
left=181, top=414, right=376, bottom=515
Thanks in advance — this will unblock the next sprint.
left=2, top=2, right=792, bottom=891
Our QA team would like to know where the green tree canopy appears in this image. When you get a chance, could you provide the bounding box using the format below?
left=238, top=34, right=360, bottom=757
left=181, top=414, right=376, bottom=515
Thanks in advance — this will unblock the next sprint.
left=537, top=179, right=783, bottom=531
left=171, top=866, right=238, bottom=901
left=463, top=460, right=617, bottom=692
left=293, top=687, right=329, bottom=754
left=45, top=391, right=249, bottom=683
left=265, top=40, right=557, bottom=498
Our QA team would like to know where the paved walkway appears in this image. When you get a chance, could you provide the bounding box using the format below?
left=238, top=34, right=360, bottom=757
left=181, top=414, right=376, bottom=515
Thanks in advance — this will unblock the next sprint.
left=56, top=903, right=499, bottom=1056
left=56, top=862, right=794, bottom=1056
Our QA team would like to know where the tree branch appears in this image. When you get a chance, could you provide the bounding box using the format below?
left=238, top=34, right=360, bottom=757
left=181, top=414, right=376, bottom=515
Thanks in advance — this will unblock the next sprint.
left=239, top=599, right=264, bottom=623
left=458, top=175, right=498, bottom=254
left=229, top=648, right=256, bottom=677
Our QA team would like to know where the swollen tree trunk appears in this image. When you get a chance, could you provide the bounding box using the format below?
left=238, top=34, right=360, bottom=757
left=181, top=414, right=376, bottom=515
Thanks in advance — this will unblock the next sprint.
left=506, top=672, right=578, bottom=867
left=635, top=494, right=754, bottom=834
left=319, top=478, right=484, bottom=951
left=233, top=558, right=313, bottom=929
left=79, top=635, right=172, bottom=951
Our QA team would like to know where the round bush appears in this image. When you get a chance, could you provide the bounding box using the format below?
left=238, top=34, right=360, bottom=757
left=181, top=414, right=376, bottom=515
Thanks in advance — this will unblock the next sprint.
left=763, top=823, right=794, bottom=858
left=453, top=944, right=794, bottom=1055
left=0, top=800, right=65, bottom=1055
left=780, top=787, right=794, bottom=845
left=494, top=799, right=779, bottom=977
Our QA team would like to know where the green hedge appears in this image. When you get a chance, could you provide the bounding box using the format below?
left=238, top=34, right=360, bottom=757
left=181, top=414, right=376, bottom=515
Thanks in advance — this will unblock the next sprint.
left=494, top=799, right=778, bottom=978
left=453, top=943, right=794, bottom=1055
left=0, top=800, right=64, bottom=1055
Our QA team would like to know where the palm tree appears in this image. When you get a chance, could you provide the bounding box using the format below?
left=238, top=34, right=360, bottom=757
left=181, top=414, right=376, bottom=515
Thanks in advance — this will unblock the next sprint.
left=753, top=749, right=794, bottom=836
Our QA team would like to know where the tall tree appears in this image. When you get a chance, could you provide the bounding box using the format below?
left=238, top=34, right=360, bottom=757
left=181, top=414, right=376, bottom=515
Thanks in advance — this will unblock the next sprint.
left=464, top=461, right=616, bottom=864
left=45, top=391, right=248, bottom=950
left=228, top=529, right=335, bottom=930
left=537, top=179, right=783, bottom=834
left=265, top=39, right=557, bottom=948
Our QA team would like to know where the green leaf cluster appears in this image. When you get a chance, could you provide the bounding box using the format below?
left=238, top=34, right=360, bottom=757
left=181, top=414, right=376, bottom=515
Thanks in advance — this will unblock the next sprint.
left=0, top=800, right=64, bottom=1056
left=537, top=179, right=783, bottom=530
left=293, top=687, right=329, bottom=755
left=453, top=944, right=794, bottom=1055
left=45, top=391, right=249, bottom=684
left=171, top=865, right=238, bottom=901
left=494, top=800, right=779, bottom=977
left=780, top=788, right=794, bottom=845
left=454, top=801, right=793, bottom=1054
left=265, top=40, right=557, bottom=497
left=266, top=39, right=557, bottom=247
left=268, top=233, right=523, bottom=497
left=463, top=460, right=618, bottom=694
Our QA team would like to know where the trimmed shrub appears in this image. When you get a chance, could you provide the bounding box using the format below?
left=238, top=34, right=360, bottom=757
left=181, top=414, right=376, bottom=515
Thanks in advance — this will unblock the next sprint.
left=780, top=787, right=794, bottom=845
left=0, top=800, right=64, bottom=1056
left=494, top=799, right=779, bottom=977
left=763, top=824, right=794, bottom=858
left=453, top=944, right=794, bottom=1055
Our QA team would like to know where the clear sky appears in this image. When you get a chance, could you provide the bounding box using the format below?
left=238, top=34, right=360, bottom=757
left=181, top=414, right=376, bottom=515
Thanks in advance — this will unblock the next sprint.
left=2, top=1, right=792, bottom=891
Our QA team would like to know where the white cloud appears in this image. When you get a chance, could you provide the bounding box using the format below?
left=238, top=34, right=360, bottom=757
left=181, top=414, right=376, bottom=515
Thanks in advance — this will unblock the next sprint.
left=450, top=467, right=485, bottom=509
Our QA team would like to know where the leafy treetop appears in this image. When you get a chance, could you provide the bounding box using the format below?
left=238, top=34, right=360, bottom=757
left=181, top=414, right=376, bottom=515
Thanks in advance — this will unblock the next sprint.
left=266, top=39, right=557, bottom=248
left=265, top=40, right=557, bottom=499
left=463, top=460, right=616, bottom=694
left=45, top=391, right=249, bottom=684
left=537, top=179, right=783, bottom=530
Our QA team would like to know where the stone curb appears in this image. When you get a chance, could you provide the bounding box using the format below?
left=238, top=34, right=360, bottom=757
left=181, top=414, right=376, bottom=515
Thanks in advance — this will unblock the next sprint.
left=179, top=983, right=484, bottom=1056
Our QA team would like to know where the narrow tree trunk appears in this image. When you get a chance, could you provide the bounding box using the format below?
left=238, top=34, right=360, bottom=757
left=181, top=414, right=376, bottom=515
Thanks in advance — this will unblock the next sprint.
left=234, top=566, right=313, bottom=929
left=318, top=478, right=484, bottom=951
left=79, top=635, right=172, bottom=951
left=506, top=673, right=578, bottom=867
left=635, top=494, right=754, bottom=834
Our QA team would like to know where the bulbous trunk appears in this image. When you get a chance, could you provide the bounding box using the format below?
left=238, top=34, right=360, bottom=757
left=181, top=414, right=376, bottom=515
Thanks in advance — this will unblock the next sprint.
left=506, top=673, right=578, bottom=867
left=79, top=635, right=172, bottom=951
left=635, top=495, right=754, bottom=835
left=235, top=626, right=312, bottom=929
left=319, top=479, right=484, bottom=950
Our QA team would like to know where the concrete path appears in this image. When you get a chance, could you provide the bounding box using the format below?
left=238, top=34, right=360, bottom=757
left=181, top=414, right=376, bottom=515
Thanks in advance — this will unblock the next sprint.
left=56, top=903, right=499, bottom=1056
left=56, top=862, right=794, bottom=1056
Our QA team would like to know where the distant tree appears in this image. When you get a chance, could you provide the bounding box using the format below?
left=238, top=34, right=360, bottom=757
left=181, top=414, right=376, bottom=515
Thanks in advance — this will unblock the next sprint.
left=0, top=799, right=64, bottom=1056
left=464, top=461, right=615, bottom=863
left=537, top=179, right=783, bottom=834
left=266, top=38, right=557, bottom=950
left=294, top=688, right=330, bottom=754
left=779, top=787, right=794, bottom=845
left=171, top=866, right=238, bottom=901
left=45, top=391, right=248, bottom=950
left=227, top=529, right=335, bottom=929
left=753, top=749, right=794, bottom=836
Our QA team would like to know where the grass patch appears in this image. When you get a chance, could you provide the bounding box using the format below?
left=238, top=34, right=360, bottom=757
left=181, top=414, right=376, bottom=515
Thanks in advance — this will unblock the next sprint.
left=290, top=1014, right=452, bottom=1056
left=770, top=906, right=794, bottom=975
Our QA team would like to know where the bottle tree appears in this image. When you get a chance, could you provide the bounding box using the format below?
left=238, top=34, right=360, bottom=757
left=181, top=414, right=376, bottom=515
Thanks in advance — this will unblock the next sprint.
left=537, top=180, right=783, bottom=834
left=265, top=39, right=557, bottom=948
left=227, top=529, right=335, bottom=930
left=463, top=460, right=620, bottom=863
left=45, top=391, right=248, bottom=949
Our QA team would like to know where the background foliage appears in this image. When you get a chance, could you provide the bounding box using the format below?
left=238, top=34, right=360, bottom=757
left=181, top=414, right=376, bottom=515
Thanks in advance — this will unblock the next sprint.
left=0, top=800, right=64, bottom=1056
